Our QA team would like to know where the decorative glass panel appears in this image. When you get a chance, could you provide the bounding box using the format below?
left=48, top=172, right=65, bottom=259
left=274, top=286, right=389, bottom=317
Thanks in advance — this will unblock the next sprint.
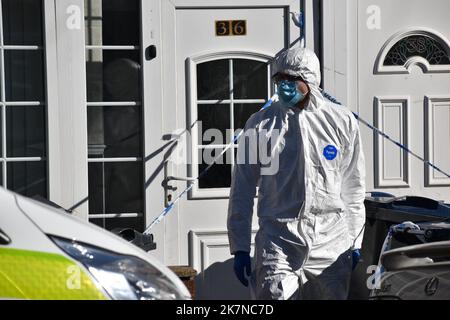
left=86, top=49, right=141, bottom=102
left=4, top=50, right=45, bottom=101
left=7, top=161, right=47, bottom=198
left=233, top=59, right=267, bottom=99
left=198, top=148, right=232, bottom=188
left=193, top=58, right=270, bottom=192
left=6, top=106, right=46, bottom=157
left=197, top=59, right=230, bottom=100
left=88, top=162, right=143, bottom=214
left=85, top=0, right=140, bottom=46
left=233, top=103, right=261, bottom=130
left=2, top=0, right=43, bottom=45
left=88, top=106, right=141, bottom=158
left=85, top=0, right=144, bottom=231
left=384, top=35, right=450, bottom=66
left=197, top=104, right=230, bottom=145
left=1, top=0, right=47, bottom=199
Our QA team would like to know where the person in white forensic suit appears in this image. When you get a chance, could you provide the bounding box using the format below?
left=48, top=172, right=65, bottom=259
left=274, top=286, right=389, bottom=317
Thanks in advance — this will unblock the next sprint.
left=227, top=46, right=366, bottom=300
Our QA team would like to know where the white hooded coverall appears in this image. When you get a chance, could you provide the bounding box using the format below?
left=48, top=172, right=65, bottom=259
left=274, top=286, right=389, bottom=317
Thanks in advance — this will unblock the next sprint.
left=227, top=47, right=366, bottom=300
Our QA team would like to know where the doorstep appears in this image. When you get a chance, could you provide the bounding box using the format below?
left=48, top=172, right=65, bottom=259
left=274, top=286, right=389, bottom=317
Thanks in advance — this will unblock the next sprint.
left=168, top=265, right=197, bottom=299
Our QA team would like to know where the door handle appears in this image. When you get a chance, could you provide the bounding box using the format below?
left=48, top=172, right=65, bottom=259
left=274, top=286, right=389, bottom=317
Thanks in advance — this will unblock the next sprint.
left=166, top=175, right=196, bottom=182
left=163, top=176, right=196, bottom=207
left=161, top=176, right=196, bottom=191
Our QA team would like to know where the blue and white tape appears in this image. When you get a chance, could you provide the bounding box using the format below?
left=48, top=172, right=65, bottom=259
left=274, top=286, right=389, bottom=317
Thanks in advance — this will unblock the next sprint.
left=145, top=89, right=450, bottom=235
left=321, top=89, right=450, bottom=180
left=144, top=94, right=279, bottom=233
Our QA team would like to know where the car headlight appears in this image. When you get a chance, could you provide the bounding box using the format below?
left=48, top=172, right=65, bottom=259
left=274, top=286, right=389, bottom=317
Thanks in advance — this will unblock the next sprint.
left=51, top=236, right=187, bottom=300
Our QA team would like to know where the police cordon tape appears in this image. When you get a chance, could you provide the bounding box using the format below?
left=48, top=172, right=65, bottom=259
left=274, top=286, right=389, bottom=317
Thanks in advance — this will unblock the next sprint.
left=144, top=91, right=450, bottom=235
left=143, top=94, right=278, bottom=234
left=321, top=89, right=450, bottom=180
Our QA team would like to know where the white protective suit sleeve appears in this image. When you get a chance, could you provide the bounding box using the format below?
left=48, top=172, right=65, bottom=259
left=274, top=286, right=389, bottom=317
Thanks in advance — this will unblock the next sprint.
left=340, top=118, right=366, bottom=250
left=227, top=116, right=260, bottom=254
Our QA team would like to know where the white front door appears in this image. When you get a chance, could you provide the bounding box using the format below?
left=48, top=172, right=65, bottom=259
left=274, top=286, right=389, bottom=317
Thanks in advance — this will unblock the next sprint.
left=358, top=0, right=450, bottom=202
left=154, top=1, right=300, bottom=299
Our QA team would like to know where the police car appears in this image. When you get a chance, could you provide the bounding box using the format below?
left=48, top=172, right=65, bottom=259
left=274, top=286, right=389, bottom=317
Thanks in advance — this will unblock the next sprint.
left=0, top=187, right=190, bottom=300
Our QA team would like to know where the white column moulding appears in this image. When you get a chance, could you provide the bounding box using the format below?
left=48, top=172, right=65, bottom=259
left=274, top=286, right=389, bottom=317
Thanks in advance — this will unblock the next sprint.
left=53, top=0, right=89, bottom=219
left=374, top=96, right=410, bottom=188
left=425, top=96, right=450, bottom=187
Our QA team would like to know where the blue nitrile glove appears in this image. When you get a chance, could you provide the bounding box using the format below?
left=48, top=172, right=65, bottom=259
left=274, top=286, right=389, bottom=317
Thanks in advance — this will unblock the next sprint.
left=233, top=251, right=251, bottom=287
left=352, top=249, right=361, bottom=270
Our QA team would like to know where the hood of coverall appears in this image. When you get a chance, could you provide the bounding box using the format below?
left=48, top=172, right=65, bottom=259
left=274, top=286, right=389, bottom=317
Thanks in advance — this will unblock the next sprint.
left=272, top=47, right=326, bottom=111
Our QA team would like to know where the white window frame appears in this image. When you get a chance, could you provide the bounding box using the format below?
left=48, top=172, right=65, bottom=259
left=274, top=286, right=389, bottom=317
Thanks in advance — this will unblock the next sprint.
left=186, top=50, right=273, bottom=199
left=83, top=0, right=145, bottom=227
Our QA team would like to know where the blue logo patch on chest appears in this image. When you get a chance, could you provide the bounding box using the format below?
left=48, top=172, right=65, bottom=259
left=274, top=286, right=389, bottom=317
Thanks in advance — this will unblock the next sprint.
left=323, top=145, right=338, bottom=160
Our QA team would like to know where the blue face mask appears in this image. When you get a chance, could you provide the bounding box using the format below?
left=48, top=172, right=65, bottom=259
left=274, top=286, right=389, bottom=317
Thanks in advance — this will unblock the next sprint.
left=277, top=80, right=305, bottom=106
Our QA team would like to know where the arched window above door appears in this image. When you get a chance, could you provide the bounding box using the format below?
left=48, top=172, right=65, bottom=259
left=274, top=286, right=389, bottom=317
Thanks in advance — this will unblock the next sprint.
left=375, top=29, right=450, bottom=74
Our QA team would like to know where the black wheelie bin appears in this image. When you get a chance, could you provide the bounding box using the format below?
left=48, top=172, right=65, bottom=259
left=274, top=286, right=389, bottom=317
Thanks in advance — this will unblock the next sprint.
left=348, top=192, right=450, bottom=299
